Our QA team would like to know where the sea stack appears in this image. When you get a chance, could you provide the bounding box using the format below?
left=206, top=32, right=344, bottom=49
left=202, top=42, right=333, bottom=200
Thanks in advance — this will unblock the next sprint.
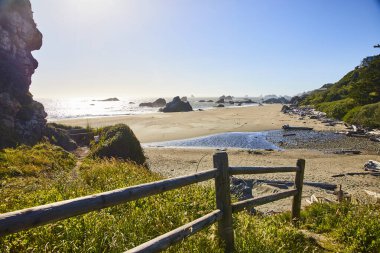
left=0, top=0, right=47, bottom=148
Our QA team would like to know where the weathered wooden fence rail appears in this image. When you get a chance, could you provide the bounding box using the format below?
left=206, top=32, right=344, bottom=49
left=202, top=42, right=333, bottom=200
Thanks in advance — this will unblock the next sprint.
left=0, top=152, right=305, bottom=253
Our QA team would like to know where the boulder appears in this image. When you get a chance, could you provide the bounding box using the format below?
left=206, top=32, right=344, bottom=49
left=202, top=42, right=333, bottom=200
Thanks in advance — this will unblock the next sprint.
left=216, top=104, right=225, bottom=108
left=44, top=125, right=77, bottom=151
left=90, top=124, right=146, bottom=165
left=281, top=105, right=291, bottom=113
left=181, top=96, right=187, bottom=102
left=162, top=96, right=193, bottom=112
left=263, top=97, right=290, bottom=104
left=216, top=98, right=225, bottom=103
left=139, top=98, right=166, bottom=107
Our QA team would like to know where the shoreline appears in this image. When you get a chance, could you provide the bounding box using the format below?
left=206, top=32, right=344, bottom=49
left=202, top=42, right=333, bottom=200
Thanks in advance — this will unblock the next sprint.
left=54, top=104, right=346, bottom=143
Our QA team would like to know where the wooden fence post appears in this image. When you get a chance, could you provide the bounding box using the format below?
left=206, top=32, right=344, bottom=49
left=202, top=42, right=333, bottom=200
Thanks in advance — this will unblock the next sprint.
left=292, top=159, right=305, bottom=224
left=213, top=152, right=234, bottom=252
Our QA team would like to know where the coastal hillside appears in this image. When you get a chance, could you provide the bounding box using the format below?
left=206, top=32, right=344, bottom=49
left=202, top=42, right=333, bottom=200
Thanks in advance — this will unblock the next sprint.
left=298, top=54, right=380, bottom=128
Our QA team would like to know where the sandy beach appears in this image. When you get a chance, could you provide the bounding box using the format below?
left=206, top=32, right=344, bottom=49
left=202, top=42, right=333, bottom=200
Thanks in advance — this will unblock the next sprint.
left=55, top=104, right=346, bottom=143
left=57, top=104, right=380, bottom=212
left=144, top=147, right=380, bottom=212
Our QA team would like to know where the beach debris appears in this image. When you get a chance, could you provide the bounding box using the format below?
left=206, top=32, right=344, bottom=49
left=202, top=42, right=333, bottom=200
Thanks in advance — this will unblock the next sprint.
left=364, top=190, right=380, bottom=203
left=334, top=185, right=351, bottom=202
left=332, top=171, right=380, bottom=177
left=247, top=149, right=263, bottom=155
left=255, top=179, right=337, bottom=191
left=364, top=160, right=380, bottom=172
left=282, top=124, right=313, bottom=131
left=231, top=177, right=254, bottom=201
left=332, top=149, right=361, bottom=155
left=305, top=194, right=333, bottom=205
left=279, top=106, right=380, bottom=143
left=283, top=133, right=296, bottom=137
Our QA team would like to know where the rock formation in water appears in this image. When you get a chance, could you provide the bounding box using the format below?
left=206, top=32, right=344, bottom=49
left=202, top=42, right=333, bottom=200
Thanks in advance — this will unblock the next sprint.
left=0, top=0, right=47, bottom=148
left=139, top=98, right=166, bottom=107
left=161, top=96, right=193, bottom=112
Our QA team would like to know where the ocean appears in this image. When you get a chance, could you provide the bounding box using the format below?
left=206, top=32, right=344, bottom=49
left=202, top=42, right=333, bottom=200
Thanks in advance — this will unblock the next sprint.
left=37, top=97, right=259, bottom=121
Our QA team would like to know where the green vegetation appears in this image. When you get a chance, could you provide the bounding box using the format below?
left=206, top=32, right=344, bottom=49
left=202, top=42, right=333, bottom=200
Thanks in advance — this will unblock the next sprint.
left=90, top=124, right=146, bottom=165
left=301, top=202, right=380, bottom=252
left=315, top=98, right=358, bottom=120
left=300, top=54, right=380, bottom=128
left=343, top=102, right=380, bottom=128
left=1, top=143, right=379, bottom=252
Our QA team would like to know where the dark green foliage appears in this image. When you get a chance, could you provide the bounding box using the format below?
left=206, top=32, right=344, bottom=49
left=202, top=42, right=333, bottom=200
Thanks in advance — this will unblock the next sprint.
left=315, top=98, right=357, bottom=119
left=300, top=54, right=380, bottom=127
left=90, top=124, right=146, bottom=165
left=343, top=102, right=380, bottom=128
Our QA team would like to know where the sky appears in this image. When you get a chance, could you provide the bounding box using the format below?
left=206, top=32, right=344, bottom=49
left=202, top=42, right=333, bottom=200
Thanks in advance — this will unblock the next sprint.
left=30, top=0, right=380, bottom=99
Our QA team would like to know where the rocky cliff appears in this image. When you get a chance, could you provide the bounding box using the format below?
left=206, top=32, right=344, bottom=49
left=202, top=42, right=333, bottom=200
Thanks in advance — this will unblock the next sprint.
left=0, top=0, right=47, bottom=148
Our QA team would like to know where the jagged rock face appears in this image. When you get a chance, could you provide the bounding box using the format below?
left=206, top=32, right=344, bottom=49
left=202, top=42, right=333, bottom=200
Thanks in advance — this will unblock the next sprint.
left=0, top=0, right=47, bottom=148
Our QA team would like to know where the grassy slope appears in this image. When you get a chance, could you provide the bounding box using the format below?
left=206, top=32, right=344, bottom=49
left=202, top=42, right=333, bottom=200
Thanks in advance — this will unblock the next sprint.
left=300, top=55, right=380, bottom=128
left=0, top=143, right=379, bottom=252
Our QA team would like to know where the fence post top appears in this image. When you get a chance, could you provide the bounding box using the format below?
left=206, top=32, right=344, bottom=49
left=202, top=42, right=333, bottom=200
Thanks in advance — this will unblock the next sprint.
left=213, top=151, right=227, bottom=157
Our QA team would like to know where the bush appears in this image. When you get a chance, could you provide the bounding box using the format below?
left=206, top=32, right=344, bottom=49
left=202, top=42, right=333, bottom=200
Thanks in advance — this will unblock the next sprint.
left=343, top=102, right=380, bottom=128
left=90, top=124, right=146, bottom=165
left=315, top=98, right=357, bottom=119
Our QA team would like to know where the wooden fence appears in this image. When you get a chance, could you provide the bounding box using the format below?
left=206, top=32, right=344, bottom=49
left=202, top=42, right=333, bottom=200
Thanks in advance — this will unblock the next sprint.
left=0, top=152, right=305, bottom=252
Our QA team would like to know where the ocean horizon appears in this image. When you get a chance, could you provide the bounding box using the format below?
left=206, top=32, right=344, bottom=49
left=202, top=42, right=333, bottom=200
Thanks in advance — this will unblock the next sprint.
left=37, top=96, right=260, bottom=121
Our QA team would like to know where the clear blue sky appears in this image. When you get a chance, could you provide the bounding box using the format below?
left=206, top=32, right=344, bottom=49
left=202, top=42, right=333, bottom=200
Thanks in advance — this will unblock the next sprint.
left=30, top=0, right=380, bottom=98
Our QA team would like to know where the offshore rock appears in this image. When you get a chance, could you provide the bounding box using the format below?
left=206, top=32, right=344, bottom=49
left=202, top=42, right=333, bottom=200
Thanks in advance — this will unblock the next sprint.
left=0, top=0, right=47, bottom=148
left=139, top=98, right=166, bottom=107
left=161, top=96, right=193, bottom=112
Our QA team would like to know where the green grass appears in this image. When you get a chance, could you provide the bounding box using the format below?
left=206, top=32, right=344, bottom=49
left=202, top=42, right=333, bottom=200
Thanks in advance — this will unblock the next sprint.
left=0, top=143, right=378, bottom=252
left=301, top=202, right=380, bottom=252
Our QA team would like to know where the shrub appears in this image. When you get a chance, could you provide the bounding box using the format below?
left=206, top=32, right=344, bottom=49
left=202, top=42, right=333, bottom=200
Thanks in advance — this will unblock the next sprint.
left=90, top=124, right=146, bottom=165
left=343, top=102, right=380, bottom=128
left=315, top=98, right=357, bottom=119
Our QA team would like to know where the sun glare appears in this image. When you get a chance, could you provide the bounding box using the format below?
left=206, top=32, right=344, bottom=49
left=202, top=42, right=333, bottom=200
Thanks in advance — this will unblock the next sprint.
left=65, top=0, right=116, bottom=21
